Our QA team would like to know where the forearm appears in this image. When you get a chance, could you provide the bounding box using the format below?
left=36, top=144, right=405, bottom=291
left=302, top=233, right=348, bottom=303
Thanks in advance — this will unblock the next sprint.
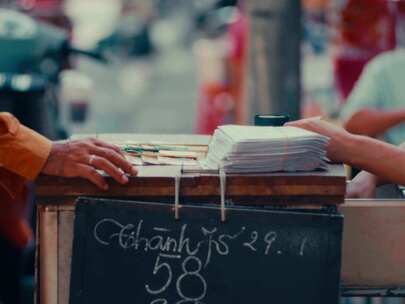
left=344, top=109, right=405, bottom=137
left=342, top=134, right=405, bottom=185
left=286, top=117, right=405, bottom=185
left=0, top=113, right=52, bottom=180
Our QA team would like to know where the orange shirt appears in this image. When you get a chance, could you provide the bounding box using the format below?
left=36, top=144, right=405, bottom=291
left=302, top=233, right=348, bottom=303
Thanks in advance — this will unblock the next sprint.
left=0, top=112, right=52, bottom=248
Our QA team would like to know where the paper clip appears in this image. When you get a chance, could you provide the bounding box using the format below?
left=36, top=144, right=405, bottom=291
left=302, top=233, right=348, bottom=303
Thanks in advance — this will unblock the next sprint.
left=219, top=168, right=226, bottom=222
left=174, top=172, right=181, bottom=220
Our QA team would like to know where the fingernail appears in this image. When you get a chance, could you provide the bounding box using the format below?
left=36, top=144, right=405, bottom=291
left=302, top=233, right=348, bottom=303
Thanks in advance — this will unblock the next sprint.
left=122, top=174, right=129, bottom=183
left=131, top=167, right=138, bottom=176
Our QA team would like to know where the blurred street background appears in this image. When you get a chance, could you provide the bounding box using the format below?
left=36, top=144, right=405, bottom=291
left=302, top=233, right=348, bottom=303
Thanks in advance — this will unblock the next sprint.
left=2, top=0, right=405, bottom=303
left=65, top=0, right=198, bottom=135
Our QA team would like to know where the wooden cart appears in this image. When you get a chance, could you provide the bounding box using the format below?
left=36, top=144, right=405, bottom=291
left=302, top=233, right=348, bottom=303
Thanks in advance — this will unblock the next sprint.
left=35, top=134, right=356, bottom=304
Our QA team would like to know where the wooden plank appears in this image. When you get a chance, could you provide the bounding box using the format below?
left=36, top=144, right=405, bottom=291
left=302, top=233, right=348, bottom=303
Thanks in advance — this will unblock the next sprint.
left=36, top=164, right=346, bottom=205
left=340, top=200, right=405, bottom=286
left=58, top=209, right=75, bottom=304
left=38, top=206, right=58, bottom=304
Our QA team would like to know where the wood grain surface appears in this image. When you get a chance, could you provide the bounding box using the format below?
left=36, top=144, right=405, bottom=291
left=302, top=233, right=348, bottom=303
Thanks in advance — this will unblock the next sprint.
left=340, top=200, right=405, bottom=286
left=36, top=166, right=346, bottom=204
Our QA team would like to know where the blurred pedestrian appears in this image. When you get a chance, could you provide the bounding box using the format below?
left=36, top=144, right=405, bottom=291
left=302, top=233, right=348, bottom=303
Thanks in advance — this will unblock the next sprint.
left=341, top=49, right=405, bottom=146
left=332, top=0, right=395, bottom=102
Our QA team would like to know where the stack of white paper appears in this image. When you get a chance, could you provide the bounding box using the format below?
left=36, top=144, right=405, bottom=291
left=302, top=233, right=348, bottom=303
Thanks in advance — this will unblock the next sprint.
left=202, top=125, right=329, bottom=173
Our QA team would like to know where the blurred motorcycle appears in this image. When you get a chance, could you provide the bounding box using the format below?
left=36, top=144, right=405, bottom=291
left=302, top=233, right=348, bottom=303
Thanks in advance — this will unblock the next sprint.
left=96, top=0, right=156, bottom=59
left=0, top=8, right=104, bottom=139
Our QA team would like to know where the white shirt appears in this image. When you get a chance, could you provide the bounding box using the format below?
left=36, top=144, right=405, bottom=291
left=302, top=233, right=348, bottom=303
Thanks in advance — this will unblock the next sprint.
left=341, top=49, right=405, bottom=145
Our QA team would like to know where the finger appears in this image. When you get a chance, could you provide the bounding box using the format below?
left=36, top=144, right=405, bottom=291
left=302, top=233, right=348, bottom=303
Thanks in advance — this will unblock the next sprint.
left=285, top=120, right=301, bottom=127
left=285, top=121, right=311, bottom=131
left=79, top=165, right=108, bottom=190
left=285, top=122, right=303, bottom=129
left=286, top=117, right=321, bottom=126
left=91, top=146, right=138, bottom=176
left=91, top=138, right=124, bottom=155
left=91, top=156, right=129, bottom=185
left=76, top=164, right=108, bottom=190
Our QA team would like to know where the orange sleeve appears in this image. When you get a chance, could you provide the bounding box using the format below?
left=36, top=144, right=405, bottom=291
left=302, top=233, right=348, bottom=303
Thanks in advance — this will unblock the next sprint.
left=0, top=112, right=52, bottom=181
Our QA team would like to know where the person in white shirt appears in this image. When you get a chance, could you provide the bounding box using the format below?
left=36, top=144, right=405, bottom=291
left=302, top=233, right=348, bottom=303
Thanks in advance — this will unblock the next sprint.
left=341, top=49, right=405, bottom=145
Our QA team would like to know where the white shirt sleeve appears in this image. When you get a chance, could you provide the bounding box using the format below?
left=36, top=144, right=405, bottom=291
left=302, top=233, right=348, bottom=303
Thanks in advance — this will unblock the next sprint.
left=340, top=59, right=383, bottom=122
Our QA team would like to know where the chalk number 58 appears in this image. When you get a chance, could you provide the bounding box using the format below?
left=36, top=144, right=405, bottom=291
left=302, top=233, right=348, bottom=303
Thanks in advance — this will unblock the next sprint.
left=145, top=255, right=175, bottom=295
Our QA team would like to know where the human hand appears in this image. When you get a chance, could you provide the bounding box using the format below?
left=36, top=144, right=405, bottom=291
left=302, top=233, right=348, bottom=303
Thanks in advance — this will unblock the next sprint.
left=346, top=171, right=378, bottom=199
left=286, top=117, right=353, bottom=163
left=41, top=138, right=137, bottom=190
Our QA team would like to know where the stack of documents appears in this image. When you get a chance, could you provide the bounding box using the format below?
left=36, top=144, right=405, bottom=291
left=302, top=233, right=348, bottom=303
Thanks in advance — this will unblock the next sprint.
left=122, top=143, right=208, bottom=166
left=202, top=125, right=329, bottom=173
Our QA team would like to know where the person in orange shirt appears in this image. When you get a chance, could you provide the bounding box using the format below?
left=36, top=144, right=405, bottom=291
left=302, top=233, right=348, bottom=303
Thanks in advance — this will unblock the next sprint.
left=0, top=112, right=137, bottom=304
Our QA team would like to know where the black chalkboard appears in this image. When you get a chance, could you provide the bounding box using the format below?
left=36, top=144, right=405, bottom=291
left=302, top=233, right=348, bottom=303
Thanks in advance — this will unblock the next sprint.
left=70, top=198, right=343, bottom=304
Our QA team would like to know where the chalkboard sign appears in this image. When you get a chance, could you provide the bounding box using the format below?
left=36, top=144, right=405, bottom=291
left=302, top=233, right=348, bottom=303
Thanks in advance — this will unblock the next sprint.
left=70, top=198, right=343, bottom=304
